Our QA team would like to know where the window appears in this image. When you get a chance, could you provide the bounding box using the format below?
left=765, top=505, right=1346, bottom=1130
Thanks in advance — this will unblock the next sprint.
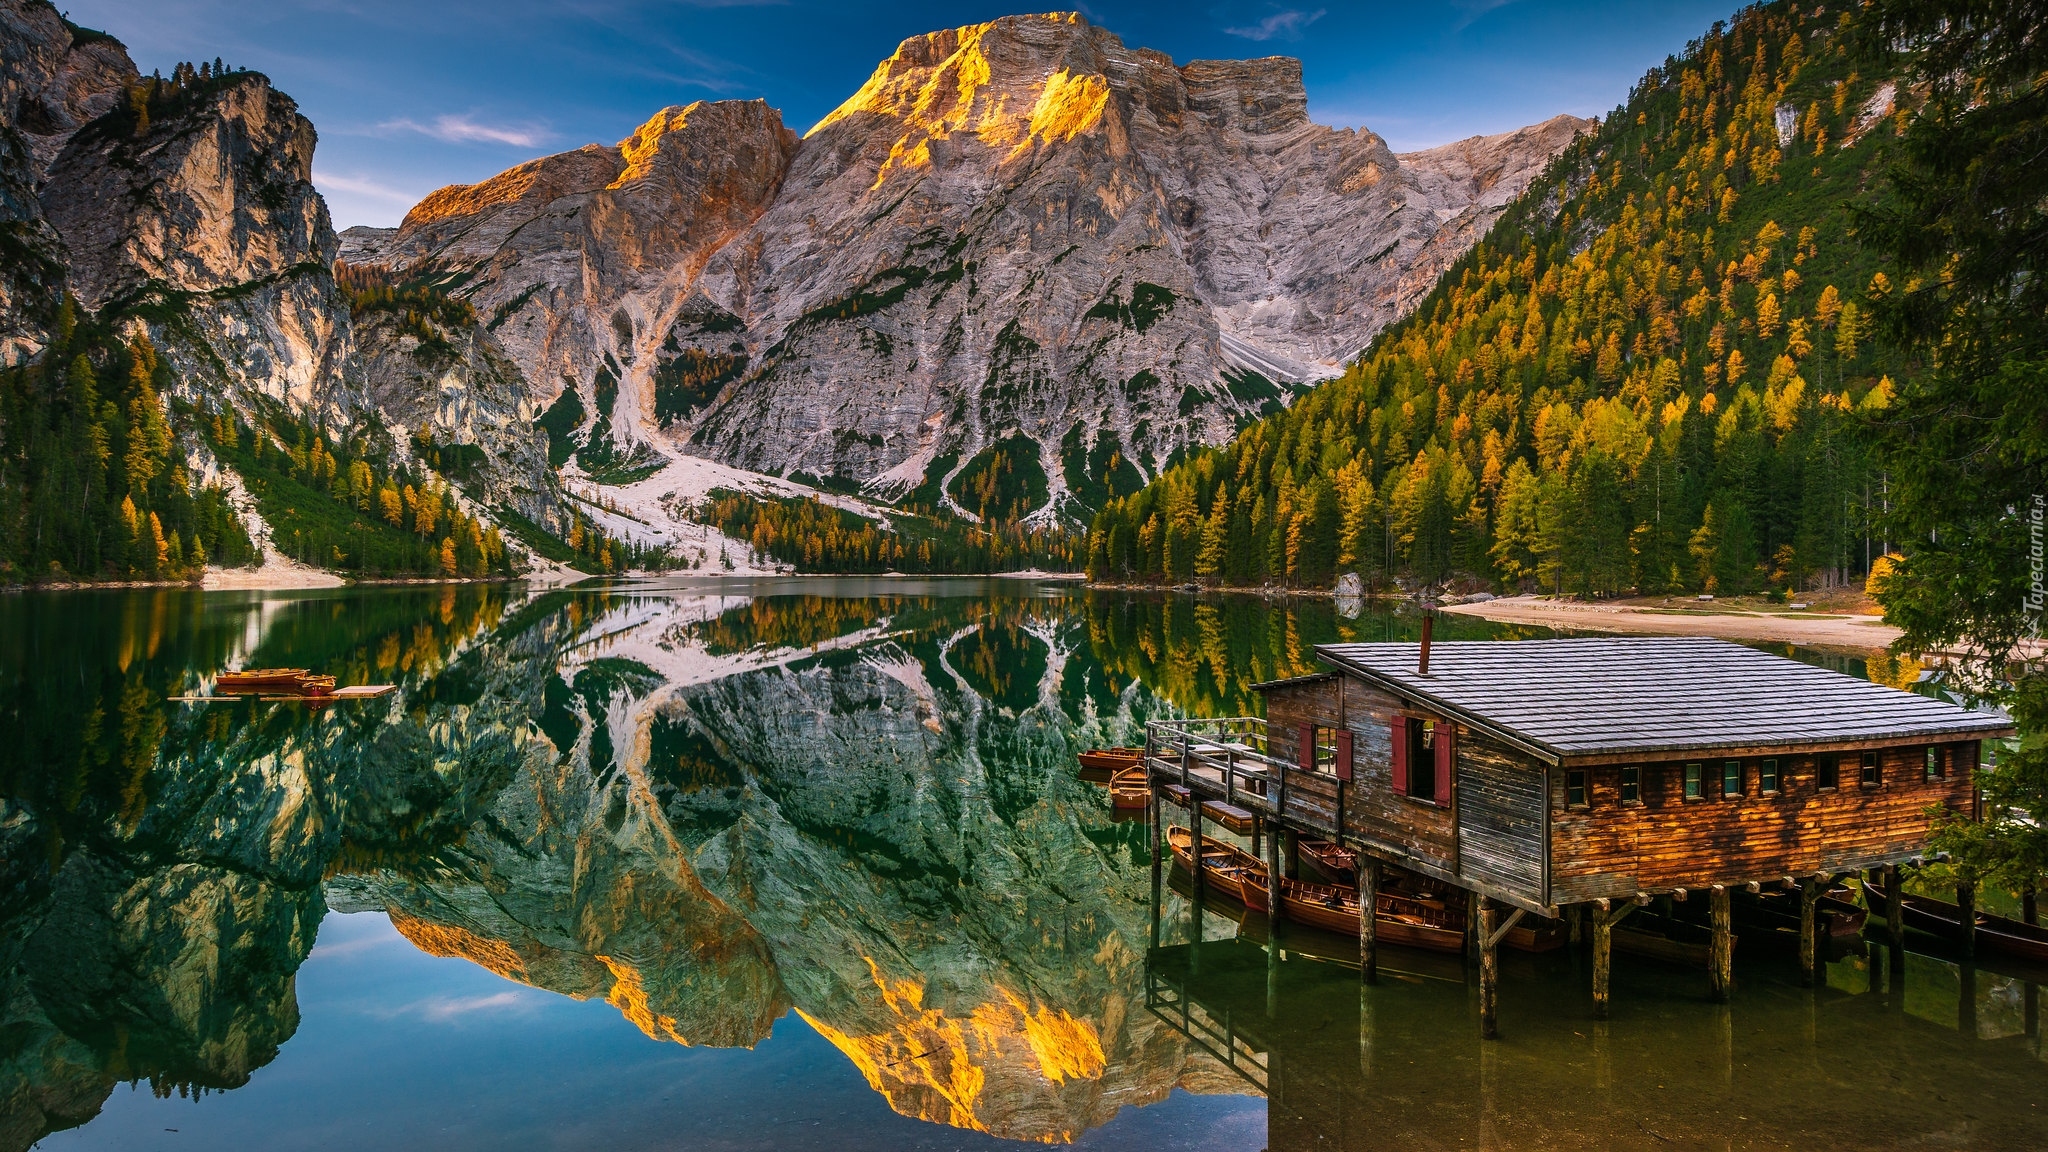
left=1760, top=758, right=1780, bottom=794
left=1925, top=746, right=1946, bottom=780
left=1861, top=750, right=1881, bottom=787
left=1723, top=759, right=1742, bottom=799
left=1683, top=762, right=1703, bottom=800
left=1408, top=718, right=1435, bottom=802
left=1620, top=765, right=1641, bottom=805
left=1567, top=770, right=1588, bottom=808
left=1817, top=754, right=1839, bottom=790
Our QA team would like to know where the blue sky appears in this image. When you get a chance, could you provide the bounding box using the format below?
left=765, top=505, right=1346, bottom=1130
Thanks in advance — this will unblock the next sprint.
left=63, top=1, right=1738, bottom=230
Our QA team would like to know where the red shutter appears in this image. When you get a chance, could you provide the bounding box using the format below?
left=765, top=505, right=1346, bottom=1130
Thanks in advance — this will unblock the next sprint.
left=1299, top=726, right=1316, bottom=771
left=1390, top=717, right=1409, bottom=794
left=1336, top=728, right=1354, bottom=781
left=1434, top=721, right=1455, bottom=808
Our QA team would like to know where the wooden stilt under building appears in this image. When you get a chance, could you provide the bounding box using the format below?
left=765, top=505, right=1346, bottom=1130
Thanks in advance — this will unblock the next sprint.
left=1799, top=875, right=1820, bottom=987
left=1357, top=856, right=1378, bottom=984
left=1148, top=637, right=2013, bottom=1038
left=1956, top=878, right=1977, bottom=959
left=1709, top=885, right=1732, bottom=1002
left=1478, top=898, right=1500, bottom=1039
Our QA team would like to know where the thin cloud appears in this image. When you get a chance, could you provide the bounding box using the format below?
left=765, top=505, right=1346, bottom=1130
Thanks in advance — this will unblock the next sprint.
left=374, top=990, right=543, bottom=1021
left=1450, top=0, right=1521, bottom=32
left=1224, top=8, right=1326, bottom=42
left=313, top=168, right=425, bottom=207
left=377, top=114, right=552, bottom=148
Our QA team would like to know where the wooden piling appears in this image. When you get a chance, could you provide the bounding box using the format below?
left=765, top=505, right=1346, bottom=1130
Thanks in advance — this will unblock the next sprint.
left=1957, top=878, right=1977, bottom=960
left=1799, top=876, right=1819, bottom=987
left=1478, top=898, right=1500, bottom=1040
left=1883, top=864, right=1905, bottom=946
left=1358, top=855, right=1379, bottom=984
left=1266, top=820, right=1285, bottom=926
left=1709, top=884, right=1732, bottom=1003
left=1148, top=789, right=1163, bottom=949
left=1592, top=899, right=1613, bottom=1019
left=1190, top=801, right=1205, bottom=900
left=1466, top=889, right=1482, bottom=963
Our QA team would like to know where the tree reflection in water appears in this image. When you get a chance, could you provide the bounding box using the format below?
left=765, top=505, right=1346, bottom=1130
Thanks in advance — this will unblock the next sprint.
left=1, top=581, right=2041, bottom=1151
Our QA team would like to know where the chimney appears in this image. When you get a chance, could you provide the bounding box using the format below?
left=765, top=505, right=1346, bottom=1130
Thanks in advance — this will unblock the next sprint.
left=1418, top=610, right=1433, bottom=675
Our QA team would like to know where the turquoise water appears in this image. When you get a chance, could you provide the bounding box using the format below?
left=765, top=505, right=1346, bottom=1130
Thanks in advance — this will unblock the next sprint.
left=1, top=580, right=2040, bottom=1150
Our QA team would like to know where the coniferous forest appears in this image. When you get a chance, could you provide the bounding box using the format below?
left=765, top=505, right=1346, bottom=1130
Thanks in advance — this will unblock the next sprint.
left=0, top=300, right=256, bottom=581
left=1089, top=0, right=1907, bottom=597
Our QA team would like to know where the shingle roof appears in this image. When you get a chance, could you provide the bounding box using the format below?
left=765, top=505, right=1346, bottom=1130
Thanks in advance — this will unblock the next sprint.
left=1314, top=637, right=2012, bottom=761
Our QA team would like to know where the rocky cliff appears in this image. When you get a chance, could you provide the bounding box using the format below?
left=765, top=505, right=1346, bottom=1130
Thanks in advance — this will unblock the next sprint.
left=0, top=0, right=135, bottom=363
left=0, top=0, right=568, bottom=558
left=349, top=12, right=1588, bottom=522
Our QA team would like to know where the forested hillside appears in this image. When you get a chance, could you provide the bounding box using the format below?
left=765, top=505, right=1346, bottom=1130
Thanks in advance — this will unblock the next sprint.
left=1089, top=0, right=1906, bottom=597
left=0, top=299, right=257, bottom=581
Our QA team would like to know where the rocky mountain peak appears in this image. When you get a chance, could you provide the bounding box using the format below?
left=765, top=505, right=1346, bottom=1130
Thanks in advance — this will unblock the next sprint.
left=330, top=16, right=1589, bottom=544
left=44, top=70, right=333, bottom=310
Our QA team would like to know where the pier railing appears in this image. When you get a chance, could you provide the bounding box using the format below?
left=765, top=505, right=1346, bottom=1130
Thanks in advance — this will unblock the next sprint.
left=1144, top=716, right=1292, bottom=817
left=1143, top=715, right=1355, bottom=842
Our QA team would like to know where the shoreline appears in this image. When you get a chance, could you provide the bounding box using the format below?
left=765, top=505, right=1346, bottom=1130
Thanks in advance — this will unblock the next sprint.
left=1438, top=594, right=1901, bottom=652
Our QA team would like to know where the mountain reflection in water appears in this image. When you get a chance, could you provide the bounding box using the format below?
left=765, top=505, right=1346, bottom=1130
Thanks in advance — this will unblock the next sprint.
left=0, top=580, right=2041, bottom=1151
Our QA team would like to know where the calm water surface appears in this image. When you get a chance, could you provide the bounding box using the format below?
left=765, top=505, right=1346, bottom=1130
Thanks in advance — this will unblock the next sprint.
left=0, top=579, right=2039, bottom=1150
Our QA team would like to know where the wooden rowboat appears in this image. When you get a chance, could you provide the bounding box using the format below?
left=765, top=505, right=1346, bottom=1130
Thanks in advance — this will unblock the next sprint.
left=217, top=668, right=311, bottom=689
left=292, top=674, right=337, bottom=696
left=1164, top=826, right=1265, bottom=907
left=1611, top=911, right=1726, bottom=966
left=1297, top=838, right=1356, bottom=883
left=1079, top=747, right=1144, bottom=772
left=1241, top=871, right=1466, bottom=954
left=1722, top=886, right=1867, bottom=946
left=1109, top=767, right=1150, bottom=810
left=1295, top=839, right=1567, bottom=953
left=1863, top=877, right=2048, bottom=964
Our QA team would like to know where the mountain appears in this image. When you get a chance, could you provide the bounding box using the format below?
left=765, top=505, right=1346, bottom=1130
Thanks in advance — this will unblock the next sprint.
left=0, top=4, right=1580, bottom=583
left=1088, top=0, right=1900, bottom=596
left=344, top=12, right=1586, bottom=526
left=0, top=0, right=592, bottom=582
left=0, top=585, right=1240, bottom=1148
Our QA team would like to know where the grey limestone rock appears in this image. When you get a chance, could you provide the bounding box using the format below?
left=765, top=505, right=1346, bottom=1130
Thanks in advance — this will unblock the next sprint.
left=350, top=12, right=1590, bottom=520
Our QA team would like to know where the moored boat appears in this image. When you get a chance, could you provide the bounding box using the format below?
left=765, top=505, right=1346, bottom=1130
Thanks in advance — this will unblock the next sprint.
left=1611, top=910, right=1726, bottom=966
left=217, top=668, right=311, bottom=690
left=1702, top=886, right=1867, bottom=948
left=1863, top=877, right=2048, bottom=964
left=1297, top=838, right=1356, bottom=883
left=1165, top=826, right=1266, bottom=907
left=1245, top=871, right=1465, bottom=953
left=1295, top=839, right=1566, bottom=952
left=1079, top=747, right=1144, bottom=773
left=1109, top=766, right=1149, bottom=810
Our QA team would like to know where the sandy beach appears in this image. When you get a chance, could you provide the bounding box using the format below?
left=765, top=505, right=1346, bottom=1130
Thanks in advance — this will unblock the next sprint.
left=1439, top=594, right=1901, bottom=651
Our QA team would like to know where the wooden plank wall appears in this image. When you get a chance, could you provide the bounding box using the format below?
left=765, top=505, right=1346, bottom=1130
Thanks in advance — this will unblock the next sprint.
left=1549, top=742, right=1979, bottom=902
left=1262, top=675, right=1532, bottom=897
left=1455, top=730, right=1547, bottom=901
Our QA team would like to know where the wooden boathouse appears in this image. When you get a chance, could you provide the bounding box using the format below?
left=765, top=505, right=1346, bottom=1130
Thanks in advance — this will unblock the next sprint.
left=1145, top=634, right=2014, bottom=1036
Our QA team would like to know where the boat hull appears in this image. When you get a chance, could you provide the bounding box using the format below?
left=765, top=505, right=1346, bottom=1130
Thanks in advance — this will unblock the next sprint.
left=1079, top=748, right=1143, bottom=772
left=1864, top=879, right=2048, bottom=964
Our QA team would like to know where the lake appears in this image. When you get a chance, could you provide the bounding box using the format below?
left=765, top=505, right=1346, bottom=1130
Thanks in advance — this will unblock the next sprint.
left=2, top=579, right=2042, bottom=1150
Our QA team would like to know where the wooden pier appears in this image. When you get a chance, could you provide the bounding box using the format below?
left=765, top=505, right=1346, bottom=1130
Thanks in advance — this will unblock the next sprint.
left=1145, top=634, right=2014, bottom=1038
